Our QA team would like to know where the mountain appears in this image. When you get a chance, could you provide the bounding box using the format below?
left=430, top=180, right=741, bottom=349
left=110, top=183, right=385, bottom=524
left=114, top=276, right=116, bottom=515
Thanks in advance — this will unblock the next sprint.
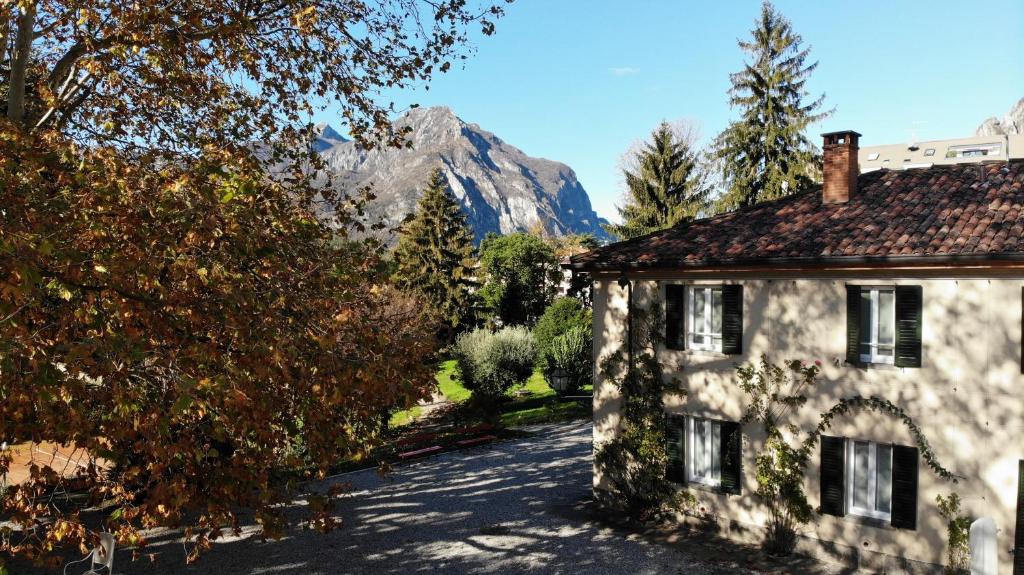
left=976, top=97, right=1024, bottom=136
left=316, top=106, right=609, bottom=243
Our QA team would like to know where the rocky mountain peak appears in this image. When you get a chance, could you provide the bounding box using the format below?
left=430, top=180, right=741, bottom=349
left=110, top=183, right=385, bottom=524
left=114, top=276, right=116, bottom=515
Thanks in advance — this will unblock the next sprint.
left=976, top=97, right=1024, bottom=136
left=313, top=123, right=348, bottom=152
left=316, top=107, right=609, bottom=244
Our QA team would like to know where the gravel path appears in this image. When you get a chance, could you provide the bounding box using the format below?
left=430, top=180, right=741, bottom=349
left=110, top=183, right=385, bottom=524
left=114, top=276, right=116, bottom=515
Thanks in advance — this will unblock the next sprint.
left=85, top=421, right=838, bottom=574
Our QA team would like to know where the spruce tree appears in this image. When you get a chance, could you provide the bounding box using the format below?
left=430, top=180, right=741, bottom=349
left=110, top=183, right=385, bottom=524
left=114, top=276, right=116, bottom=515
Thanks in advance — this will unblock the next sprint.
left=393, top=168, right=479, bottom=340
left=604, top=122, right=709, bottom=241
left=712, top=1, right=831, bottom=211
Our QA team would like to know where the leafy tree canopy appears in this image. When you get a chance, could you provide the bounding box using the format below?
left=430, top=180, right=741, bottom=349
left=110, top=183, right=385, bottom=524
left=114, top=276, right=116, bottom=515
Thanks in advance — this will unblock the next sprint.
left=0, top=0, right=508, bottom=567
left=478, top=232, right=558, bottom=327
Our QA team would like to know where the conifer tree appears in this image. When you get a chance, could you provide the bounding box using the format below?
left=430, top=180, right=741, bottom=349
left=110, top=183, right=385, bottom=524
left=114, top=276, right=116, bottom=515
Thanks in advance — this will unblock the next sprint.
left=712, top=1, right=831, bottom=211
left=393, top=168, right=479, bottom=340
left=604, top=122, right=709, bottom=241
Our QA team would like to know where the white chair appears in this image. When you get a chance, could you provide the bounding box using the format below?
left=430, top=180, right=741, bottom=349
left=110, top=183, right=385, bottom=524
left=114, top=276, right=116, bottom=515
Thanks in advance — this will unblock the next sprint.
left=63, top=532, right=115, bottom=574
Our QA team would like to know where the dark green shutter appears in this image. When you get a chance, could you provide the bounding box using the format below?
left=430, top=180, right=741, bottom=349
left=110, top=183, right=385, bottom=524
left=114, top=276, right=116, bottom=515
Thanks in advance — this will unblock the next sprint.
left=894, top=285, right=923, bottom=368
left=665, top=415, right=686, bottom=484
left=721, top=285, right=743, bottom=355
left=819, top=436, right=846, bottom=517
left=665, top=284, right=685, bottom=350
left=846, top=285, right=862, bottom=366
left=890, top=445, right=919, bottom=530
left=719, top=421, right=742, bottom=495
left=1014, top=460, right=1024, bottom=575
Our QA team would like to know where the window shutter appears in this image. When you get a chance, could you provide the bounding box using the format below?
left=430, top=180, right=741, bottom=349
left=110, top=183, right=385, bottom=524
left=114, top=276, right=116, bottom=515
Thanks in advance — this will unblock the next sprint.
left=719, top=421, right=742, bottom=495
left=819, top=435, right=846, bottom=517
left=890, top=445, right=919, bottom=530
left=1014, top=460, right=1024, bottom=575
left=721, top=284, right=743, bottom=355
left=845, top=285, right=862, bottom=366
left=894, top=285, right=923, bottom=368
left=665, top=415, right=686, bottom=484
left=665, top=284, right=685, bottom=350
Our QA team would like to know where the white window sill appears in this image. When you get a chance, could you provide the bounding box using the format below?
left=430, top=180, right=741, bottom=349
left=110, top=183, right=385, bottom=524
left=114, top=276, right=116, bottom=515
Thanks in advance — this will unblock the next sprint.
left=847, top=361, right=901, bottom=371
left=680, top=349, right=727, bottom=358
left=842, top=512, right=891, bottom=529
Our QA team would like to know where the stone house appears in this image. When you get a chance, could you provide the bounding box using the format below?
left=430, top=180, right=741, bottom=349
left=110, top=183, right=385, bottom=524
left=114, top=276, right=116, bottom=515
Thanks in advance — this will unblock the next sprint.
left=566, top=131, right=1024, bottom=573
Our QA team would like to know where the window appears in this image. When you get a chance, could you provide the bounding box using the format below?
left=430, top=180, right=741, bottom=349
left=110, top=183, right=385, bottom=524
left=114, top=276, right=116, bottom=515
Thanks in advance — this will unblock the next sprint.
left=859, top=287, right=895, bottom=364
left=666, top=416, right=743, bottom=494
left=947, top=142, right=1002, bottom=158
left=687, top=418, right=722, bottom=486
left=923, top=148, right=935, bottom=157
left=688, top=286, right=723, bottom=351
left=846, top=439, right=893, bottom=521
left=867, top=152, right=880, bottom=161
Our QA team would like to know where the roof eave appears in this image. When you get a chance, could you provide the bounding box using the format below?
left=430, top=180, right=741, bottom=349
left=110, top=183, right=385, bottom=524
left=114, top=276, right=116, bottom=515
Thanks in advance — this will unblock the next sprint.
left=564, top=252, right=1024, bottom=273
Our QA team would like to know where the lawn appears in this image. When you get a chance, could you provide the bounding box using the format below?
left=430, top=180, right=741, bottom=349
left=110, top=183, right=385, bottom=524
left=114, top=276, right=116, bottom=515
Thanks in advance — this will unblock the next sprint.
left=390, top=360, right=590, bottom=428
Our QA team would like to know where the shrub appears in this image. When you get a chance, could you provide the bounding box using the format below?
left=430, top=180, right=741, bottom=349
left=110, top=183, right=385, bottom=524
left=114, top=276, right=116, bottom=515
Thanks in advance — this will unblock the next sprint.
left=544, top=325, right=593, bottom=394
left=453, top=327, right=536, bottom=406
left=937, top=493, right=972, bottom=574
left=534, top=297, right=591, bottom=369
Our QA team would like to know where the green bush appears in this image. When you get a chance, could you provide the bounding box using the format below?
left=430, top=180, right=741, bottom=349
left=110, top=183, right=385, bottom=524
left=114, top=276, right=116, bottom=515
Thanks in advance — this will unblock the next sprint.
left=544, top=325, right=593, bottom=394
left=534, top=297, right=591, bottom=369
left=453, top=327, right=536, bottom=405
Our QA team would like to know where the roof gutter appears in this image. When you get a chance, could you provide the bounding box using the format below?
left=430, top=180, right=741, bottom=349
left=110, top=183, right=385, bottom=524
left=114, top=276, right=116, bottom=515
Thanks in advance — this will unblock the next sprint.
left=564, top=252, right=1024, bottom=273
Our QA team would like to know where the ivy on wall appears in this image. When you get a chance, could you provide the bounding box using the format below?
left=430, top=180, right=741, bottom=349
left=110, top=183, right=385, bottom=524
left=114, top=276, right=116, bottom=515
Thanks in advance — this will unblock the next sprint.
left=735, top=354, right=959, bottom=556
left=593, top=291, right=691, bottom=519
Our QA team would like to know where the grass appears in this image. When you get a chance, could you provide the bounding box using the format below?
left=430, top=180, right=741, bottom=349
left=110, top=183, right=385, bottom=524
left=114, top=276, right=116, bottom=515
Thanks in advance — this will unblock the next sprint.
left=391, top=359, right=590, bottom=429
left=435, top=359, right=471, bottom=403
left=389, top=359, right=467, bottom=428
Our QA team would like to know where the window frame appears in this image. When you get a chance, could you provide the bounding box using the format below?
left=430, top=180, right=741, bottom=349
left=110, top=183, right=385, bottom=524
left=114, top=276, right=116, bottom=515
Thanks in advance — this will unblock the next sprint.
left=845, top=438, right=893, bottom=521
left=859, top=286, right=896, bottom=365
left=686, top=417, right=722, bottom=487
left=688, top=286, right=723, bottom=352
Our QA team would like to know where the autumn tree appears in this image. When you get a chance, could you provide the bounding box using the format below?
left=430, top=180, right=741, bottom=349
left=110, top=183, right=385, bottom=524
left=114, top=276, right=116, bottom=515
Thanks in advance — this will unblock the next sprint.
left=478, top=232, right=559, bottom=327
left=712, top=1, right=831, bottom=211
left=393, top=168, right=480, bottom=341
left=605, top=121, right=710, bottom=240
left=0, top=0, right=508, bottom=569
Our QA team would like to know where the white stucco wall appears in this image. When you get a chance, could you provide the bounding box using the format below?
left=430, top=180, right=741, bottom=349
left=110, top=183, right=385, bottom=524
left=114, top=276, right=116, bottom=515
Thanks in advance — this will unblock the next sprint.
left=592, top=269, right=1024, bottom=572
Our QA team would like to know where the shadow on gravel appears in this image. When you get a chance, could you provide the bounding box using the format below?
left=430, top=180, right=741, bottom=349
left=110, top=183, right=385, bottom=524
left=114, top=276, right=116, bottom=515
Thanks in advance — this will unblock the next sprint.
left=27, top=422, right=847, bottom=575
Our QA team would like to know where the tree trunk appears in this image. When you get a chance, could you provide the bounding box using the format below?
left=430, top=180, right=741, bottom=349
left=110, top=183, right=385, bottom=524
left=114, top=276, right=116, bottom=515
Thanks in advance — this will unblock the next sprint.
left=7, top=1, right=36, bottom=126
left=0, top=10, right=12, bottom=68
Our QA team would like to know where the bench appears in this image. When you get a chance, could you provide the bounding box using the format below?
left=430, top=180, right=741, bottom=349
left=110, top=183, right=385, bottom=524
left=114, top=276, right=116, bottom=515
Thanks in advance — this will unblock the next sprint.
left=396, top=445, right=443, bottom=460
left=456, top=435, right=498, bottom=448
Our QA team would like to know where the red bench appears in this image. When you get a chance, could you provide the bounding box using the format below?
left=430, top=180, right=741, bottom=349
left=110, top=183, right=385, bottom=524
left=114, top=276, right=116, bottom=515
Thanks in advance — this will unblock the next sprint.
left=456, top=435, right=498, bottom=447
left=396, top=445, right=443, bottom=460
left=394, top=432, right=439, bottom=447
left=454, top=423, right=495, bottom=435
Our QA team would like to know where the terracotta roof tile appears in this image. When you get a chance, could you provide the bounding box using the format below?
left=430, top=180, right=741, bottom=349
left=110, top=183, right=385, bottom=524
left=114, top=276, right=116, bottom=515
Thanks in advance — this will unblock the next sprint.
left=569, top=162, right=1024, bottom=271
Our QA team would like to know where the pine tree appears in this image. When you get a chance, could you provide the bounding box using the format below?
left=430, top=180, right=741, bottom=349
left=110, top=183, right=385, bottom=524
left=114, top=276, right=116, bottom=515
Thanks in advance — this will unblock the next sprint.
left=712, top=1, right=831, bottom=211
left=604, top=122, right=709, bottom=241
left=393, top=168, right=479, bottom=340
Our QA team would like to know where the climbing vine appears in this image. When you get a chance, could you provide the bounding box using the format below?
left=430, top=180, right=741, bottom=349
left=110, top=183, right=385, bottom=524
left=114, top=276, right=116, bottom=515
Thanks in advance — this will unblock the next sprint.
left=735, top=355, right=821, bottom=555
left=735, top=355, right=959, bottom=556
left=936, top=493, right=972, bottom=574
left=797, top=395, right=958, bottom=482
left=594, top=293, right=690, bottom=520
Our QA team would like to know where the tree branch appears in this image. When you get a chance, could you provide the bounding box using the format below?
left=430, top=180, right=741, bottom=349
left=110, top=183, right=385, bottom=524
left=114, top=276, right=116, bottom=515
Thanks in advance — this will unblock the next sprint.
left=7, top=0, right=36, bottom=126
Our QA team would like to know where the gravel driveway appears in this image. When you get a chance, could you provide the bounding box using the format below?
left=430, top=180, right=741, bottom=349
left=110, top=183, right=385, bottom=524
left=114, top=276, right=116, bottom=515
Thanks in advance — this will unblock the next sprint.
left=90, top=420, right=833, bottom=574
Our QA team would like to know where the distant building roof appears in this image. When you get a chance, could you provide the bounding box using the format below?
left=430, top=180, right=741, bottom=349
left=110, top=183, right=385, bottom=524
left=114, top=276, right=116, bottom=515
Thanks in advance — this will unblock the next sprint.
left=859, top=134, right=1024, bottom=171
left=567, top=161, right=1024, bottom=271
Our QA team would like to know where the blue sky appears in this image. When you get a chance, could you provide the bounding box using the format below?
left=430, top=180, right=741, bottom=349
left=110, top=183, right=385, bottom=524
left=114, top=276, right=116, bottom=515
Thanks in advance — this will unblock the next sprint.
left=313, top=0, right=1024, bottom=222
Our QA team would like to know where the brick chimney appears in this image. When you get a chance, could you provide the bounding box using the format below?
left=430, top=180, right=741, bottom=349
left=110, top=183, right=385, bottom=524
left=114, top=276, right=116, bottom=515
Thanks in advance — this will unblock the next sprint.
left=821, top=130, right=861, bottom=204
